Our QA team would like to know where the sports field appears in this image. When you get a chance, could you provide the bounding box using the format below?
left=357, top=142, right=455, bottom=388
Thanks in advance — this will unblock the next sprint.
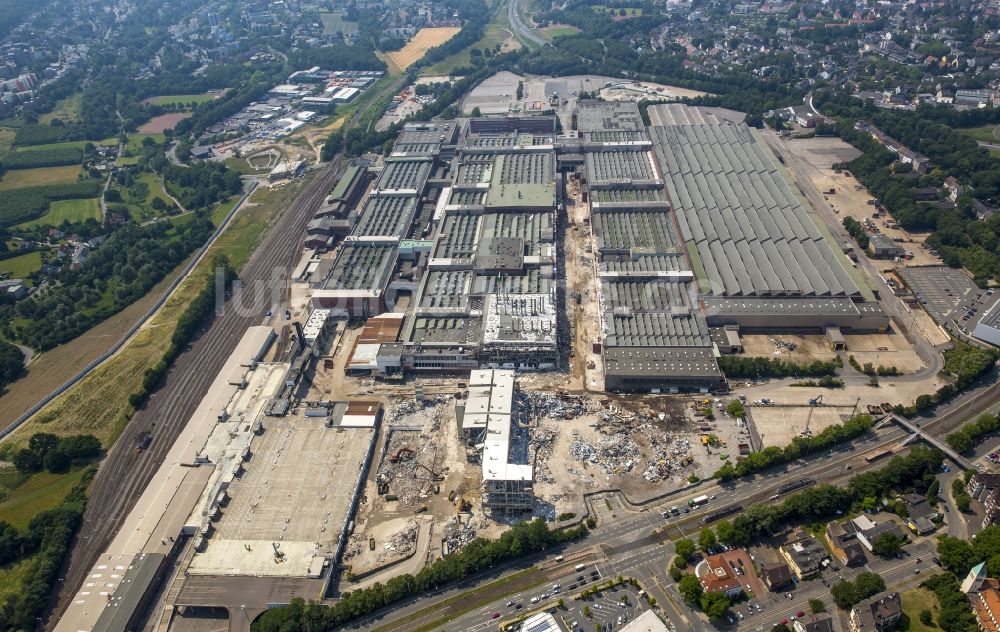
left=14, top=198, right=101, bottom=229
left=0, top=165, right=81, bottom=190
left=383, top=27, right=461, bottom=73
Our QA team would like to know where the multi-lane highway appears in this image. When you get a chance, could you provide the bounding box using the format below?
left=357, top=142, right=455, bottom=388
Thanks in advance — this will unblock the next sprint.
left=47, top=157, right=344, bottom=627
left=507, top=0, right=547, bottom=47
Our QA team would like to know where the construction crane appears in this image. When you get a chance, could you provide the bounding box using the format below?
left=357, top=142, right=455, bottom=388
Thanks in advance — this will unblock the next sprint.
left=803, top=395, right=823, bottom=436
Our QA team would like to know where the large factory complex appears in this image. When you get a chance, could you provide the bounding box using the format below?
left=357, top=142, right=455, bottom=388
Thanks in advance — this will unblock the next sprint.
left=302, top=101, right=887, bottom=393
left=55, top=100, right=899, bottom=631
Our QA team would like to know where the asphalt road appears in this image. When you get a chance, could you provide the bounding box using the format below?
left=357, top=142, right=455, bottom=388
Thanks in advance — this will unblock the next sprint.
left=46, top=157, right=344, bottom=629
left=507, top=0, right=547, bottom=47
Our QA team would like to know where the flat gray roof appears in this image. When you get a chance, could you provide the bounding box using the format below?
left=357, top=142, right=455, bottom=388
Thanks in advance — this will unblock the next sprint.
left=576, top=99, right=644, bottom=132
left=374, top=157, right=432, bottom=192
left=355, top=195, right=419, bottom=238
left=585, top=150, right=660, bottom=187
left=592, top=209, right=681, bottom=254
left=603, top=346, right=721, bottom=377
left=650, top=122, right=861, bottom=298
left=325, top=243, right=397, bottom=291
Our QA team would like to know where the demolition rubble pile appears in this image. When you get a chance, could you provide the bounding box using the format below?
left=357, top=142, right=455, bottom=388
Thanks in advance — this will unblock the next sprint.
left=641, top=426, right=695, bottom=482
left=569, top=432, right=641, bottom=476
left=524, top=391, right=596, bottom=421
left=382, top=521, right=419, bottom=559
left=376, top=430, right=441, bottom=506
left=442, top=516, right=476, bottom=553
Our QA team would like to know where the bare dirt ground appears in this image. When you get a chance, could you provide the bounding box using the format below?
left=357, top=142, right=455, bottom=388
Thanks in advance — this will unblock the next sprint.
left=740, top=332, right=926, bottom=373
left=383, top=27, right=462, bottom=73
left=749, top=405, right=857, bottom=447
left=562, top=175, right=601, bottom=392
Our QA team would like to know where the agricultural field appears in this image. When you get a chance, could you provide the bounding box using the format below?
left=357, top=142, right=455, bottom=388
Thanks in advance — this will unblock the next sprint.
left=0, top=251, right=43, bottom=279
left=956, top=124, right=1000, bottom=144
left=13, top=198, right=101, bottom=229
left=143, top=93, right=220, bottom=108
left=0, top=165, right=82, bottom=191
left=383, top=27, right=462, bottom=73
left=0, top=127, right=15, bottom=158
left=318, top=11, right=359, bottom=36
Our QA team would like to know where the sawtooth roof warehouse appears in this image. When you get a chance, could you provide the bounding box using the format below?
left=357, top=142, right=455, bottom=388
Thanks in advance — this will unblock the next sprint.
left=305, top=103, right=887, bottom=393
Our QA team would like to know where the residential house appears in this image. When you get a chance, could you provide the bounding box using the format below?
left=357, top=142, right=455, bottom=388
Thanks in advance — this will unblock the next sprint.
left=849, top=592, right=902, bottom=632
left=793, top=612, right=835, bottom=632
left=826, top=521, right=867, bottom=567
left=945, top=176, right=965, bottom=201
left=972, top=578, right=1000, bottom=632
left=974, top=199, right=996, bottom=223
left=779, top=536, right=826, bottom=579
left=0, top=278, right=26, bottom=300
left=970, top=472, right=1000, bottom=529
left=698, top=553, right=745, bottom=598
left=759, top=562, right=793, bottom=591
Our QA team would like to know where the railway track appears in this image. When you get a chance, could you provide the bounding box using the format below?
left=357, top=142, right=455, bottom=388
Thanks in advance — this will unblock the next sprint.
left=47, top=157, right=344, bottom=628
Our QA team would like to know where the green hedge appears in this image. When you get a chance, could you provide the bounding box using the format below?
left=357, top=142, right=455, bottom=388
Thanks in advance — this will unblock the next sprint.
left=717, top=355, right=841, bottom=379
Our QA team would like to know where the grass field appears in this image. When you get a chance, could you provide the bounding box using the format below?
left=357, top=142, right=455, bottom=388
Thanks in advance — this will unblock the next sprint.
left=145, top=93, right=219, bottom=108
left=122, top=171, right=176, bottom=221
left=126, top=133, right=166, bottom=153
left=318, top=11, right=359, bottom=36
left=0, top=559, right=34, bottom=606
left=957, top=124, right=1000, bottom=144
left=7, top=179, right=305, bottom=445
left=542, top=24, right=580, bottom=39
left=384, top=27, right=462, bottom=74
left=9, top=138, right=118, bottom=153
left=900, top=587, right=941, bottom=631
left=38, top=93, right=82, bottom=125
left=0, top=251, right=43, bottom=279
left=0, top=164, right=81, bottom=191
left=0, top=466, right=90, bottom=529
left=13, top=198, right=101, bottom=229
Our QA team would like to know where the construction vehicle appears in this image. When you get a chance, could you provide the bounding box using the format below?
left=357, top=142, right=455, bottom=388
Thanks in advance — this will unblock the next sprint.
left=804, top=395, right=823, bottom=435
left=388, top=447, right=414, bottom=463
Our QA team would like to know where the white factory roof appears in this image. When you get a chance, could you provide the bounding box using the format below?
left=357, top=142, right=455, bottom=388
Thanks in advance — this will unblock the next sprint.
left=302, top=308, right=331, bottom=342
left=473, top=369, right=532, bottom=483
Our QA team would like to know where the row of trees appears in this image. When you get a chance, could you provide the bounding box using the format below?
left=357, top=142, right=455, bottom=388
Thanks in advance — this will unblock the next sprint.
left=947, top=412, right=1000, bottom=454
left=830, top=572, right=886, bottom=609
left=714, top=414, right=874, bottom=481
left=130, top=255, right=235, bottom=409
left=254, top=519, right=588, bottom=630
left=706, top=447, right=942, bottom=547
left=716, top=356, right=841, bottom=379
left=1, top=145, right=82, bottom=170
left=842, top=216, right=870, bottom=250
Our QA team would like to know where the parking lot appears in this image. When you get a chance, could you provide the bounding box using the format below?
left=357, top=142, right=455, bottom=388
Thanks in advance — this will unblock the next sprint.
left=898, top=265, right=995, bottom=327
left=561, top=581, right=649, bottom=632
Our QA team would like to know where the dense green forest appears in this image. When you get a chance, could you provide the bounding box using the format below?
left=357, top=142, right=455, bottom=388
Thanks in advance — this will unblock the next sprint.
left=0, top=339, right=25, bottom=393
